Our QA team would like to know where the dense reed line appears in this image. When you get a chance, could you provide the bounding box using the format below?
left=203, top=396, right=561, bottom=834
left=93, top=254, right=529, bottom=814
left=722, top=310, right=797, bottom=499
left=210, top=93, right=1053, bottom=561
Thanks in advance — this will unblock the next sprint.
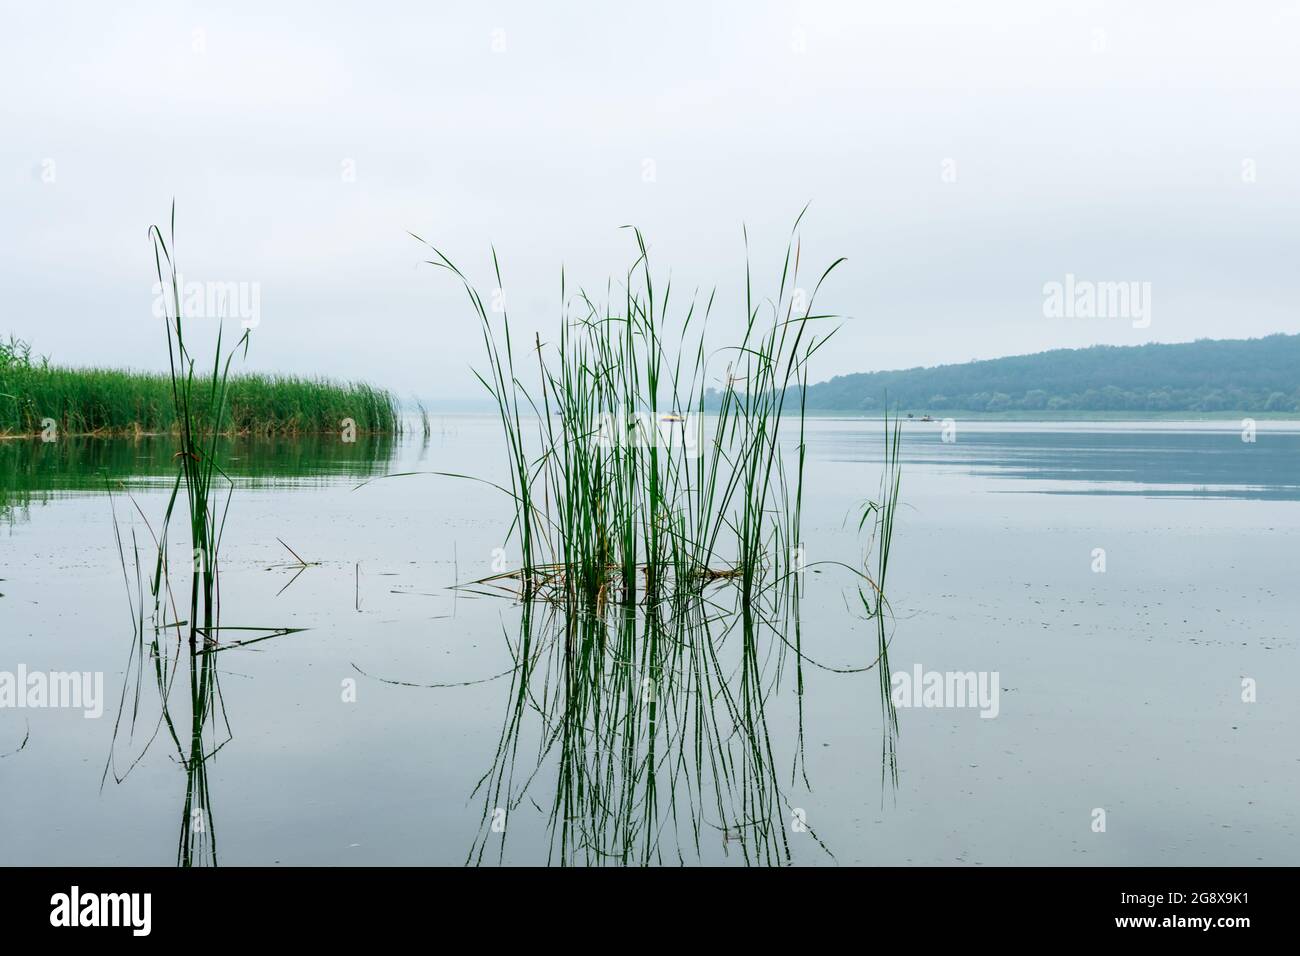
left=1, top=336, right=398, bottom=437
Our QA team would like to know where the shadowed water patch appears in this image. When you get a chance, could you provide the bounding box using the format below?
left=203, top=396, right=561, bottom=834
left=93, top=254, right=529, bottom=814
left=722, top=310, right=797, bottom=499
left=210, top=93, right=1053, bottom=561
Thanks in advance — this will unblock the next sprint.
left=1, top=431, right=398, bottom=524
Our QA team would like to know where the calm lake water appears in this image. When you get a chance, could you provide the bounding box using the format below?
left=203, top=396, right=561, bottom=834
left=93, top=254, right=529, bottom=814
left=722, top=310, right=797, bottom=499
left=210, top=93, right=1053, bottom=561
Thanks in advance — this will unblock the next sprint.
left=2, top=417, right=1298, bottom=865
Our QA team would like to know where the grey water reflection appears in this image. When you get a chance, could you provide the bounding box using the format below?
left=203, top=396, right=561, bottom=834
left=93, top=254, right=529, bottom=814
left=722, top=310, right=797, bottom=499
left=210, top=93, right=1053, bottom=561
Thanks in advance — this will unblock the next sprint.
left=1, top=431, right=399, bottom=523
left=820, top=421, right=1300, bottom=500
left=10, top=417, right=1297, bottom=866
left=57, top=431, right=395, bottom=866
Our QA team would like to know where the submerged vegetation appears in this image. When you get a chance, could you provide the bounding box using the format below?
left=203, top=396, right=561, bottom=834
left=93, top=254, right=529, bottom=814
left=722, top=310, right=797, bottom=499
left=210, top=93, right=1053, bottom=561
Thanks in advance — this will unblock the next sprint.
left=0, top=335, right=398, bottom=438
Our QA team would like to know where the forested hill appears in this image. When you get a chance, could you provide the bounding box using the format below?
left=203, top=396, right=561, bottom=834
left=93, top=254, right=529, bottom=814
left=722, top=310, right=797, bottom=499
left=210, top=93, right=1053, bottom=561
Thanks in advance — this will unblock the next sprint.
left=798, top=334, right=1300, bottom=413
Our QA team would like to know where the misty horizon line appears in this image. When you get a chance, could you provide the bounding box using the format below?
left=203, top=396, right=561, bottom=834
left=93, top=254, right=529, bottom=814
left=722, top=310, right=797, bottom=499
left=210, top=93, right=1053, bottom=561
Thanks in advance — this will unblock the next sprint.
left=399, top=329, right=1300, bottom=406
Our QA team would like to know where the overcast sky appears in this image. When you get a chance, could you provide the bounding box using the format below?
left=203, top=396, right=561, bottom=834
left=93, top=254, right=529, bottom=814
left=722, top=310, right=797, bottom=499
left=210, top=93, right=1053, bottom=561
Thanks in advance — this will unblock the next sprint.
left=3, top=1, right=1298, bottom=401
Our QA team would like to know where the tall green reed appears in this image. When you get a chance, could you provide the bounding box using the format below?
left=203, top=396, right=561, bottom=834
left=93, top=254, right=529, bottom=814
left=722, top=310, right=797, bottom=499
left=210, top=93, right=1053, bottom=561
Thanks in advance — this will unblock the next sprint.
left=104, top=209, right=301, bottom=865
left=860, top=409, right=903, bottom=788
left=399, top=215, right=907, bottom=862
left=147, top=207, right=248, bottom=644
left=415, top=210, right=842, bottom=612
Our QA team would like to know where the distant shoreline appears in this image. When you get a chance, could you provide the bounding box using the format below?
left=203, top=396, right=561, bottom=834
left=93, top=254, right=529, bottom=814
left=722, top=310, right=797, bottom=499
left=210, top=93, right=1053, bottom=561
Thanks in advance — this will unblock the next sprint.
left=408, top=406, right=1300, bottom=424
left=793, top=333, right=1300, bottom=417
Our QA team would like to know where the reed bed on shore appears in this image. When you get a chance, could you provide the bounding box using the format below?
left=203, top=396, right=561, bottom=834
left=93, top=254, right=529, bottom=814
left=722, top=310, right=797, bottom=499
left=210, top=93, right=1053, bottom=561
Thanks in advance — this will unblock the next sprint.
left=1, top=337, right=398, bottom=438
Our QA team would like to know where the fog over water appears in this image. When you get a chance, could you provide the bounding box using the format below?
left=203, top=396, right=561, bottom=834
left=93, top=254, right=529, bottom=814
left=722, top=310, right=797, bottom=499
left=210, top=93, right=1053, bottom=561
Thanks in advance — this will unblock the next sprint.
left=3, top=1, right=1298, bottom=399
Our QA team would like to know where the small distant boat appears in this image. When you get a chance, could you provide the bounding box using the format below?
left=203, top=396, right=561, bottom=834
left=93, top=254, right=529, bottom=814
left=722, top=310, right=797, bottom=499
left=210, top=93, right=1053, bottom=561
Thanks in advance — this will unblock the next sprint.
left=660, top=413, right=686, bottom=423
left=920, top=415, right=934, bottom=422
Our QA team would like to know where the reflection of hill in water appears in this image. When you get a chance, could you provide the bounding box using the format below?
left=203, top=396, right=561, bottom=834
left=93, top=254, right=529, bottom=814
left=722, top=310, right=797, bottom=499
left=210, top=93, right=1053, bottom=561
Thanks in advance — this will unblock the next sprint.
left=831, top=427, right=1300, bottom=501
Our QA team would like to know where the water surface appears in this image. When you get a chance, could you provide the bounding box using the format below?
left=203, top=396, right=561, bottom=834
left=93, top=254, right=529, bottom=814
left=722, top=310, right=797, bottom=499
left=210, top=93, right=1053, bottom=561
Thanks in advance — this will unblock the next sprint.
left=2, top=418, right=1297, bottom=865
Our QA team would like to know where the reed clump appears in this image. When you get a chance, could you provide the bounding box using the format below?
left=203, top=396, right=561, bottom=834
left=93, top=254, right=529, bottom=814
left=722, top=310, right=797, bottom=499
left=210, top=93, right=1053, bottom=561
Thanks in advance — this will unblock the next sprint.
left=420, top=212, right=846, bottom=612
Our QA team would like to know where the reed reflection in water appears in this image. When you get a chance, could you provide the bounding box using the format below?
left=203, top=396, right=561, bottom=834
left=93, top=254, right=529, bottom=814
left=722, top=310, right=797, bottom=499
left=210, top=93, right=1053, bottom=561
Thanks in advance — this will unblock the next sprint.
left=1, top=429, right=398, bottom=524
left=457, top=574, right=892, bottom=866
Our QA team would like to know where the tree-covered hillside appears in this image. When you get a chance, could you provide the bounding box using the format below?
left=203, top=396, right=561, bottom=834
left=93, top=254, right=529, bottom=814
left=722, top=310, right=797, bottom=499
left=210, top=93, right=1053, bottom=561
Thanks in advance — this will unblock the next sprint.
left=798, top=334, right=1300, bottom=413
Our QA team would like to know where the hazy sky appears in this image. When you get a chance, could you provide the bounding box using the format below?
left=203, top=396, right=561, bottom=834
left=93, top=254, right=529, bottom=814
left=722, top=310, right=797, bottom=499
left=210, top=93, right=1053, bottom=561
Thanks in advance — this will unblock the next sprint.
left=3, top=1, right=1298, bottom=401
